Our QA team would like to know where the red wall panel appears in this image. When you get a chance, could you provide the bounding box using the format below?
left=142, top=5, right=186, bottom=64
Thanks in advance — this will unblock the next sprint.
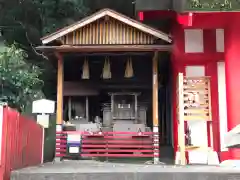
left=0, top=106, right=44, bottom=180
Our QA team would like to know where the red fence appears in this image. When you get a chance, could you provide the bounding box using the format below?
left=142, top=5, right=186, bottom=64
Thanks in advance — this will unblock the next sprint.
left=0, top=106, right=44, bottom=180
left=56, top=131, right=159, bottom=158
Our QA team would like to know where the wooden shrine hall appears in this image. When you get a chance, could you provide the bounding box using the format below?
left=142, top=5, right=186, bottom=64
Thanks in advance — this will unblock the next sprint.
left=37, top=9, right=172, bottom=132
left=37, top=8, right=215, bottom=165
left=37, top=8, right=173, bottom=163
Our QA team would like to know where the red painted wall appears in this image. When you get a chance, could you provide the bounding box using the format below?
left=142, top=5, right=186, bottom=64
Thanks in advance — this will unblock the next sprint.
left=0, top=106, right=44, bottom=180
left=141, top=10, right=240, bottom=161
left=171, top=24, right=220, bottom=155
left=221, top=15, right=240, bottom=160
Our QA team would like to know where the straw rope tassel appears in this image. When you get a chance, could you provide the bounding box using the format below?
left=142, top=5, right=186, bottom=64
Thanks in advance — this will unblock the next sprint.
left=82, top=57, right=90, bottom=79
left=102, top=56, right=111, bottom=79
left=102, top=57, right=107, bottom=79
left=129, top=57, right=134, bottom=77
left=108, top=57, right=112, bottom=79
left=125, top=57, right=134, bottom=78
left=124, top=59, right=129, bottom=78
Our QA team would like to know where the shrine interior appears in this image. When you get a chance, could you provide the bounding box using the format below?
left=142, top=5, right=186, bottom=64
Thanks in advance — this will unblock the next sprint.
left=62, top=51, right=174, bottom=160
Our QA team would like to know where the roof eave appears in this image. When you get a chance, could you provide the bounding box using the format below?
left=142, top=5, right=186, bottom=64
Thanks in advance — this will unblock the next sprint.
left=41, top=9, right=172, bottom=45
left=41, top=10, right=108, bottom=44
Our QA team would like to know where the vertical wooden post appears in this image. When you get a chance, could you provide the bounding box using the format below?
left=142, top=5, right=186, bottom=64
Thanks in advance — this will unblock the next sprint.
left=56, top=52, right=64, bottom=125
left=177, top=73, right=186, bottom=165
left=152, top=51, right=159, bottom=164
left=55, top=52, right=64, bottom=161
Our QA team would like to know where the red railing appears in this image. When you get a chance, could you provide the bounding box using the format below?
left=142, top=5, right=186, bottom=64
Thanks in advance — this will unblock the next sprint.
left=0, top=106, right=44, bottom=180
left=56, top=131, right=159, bottom=158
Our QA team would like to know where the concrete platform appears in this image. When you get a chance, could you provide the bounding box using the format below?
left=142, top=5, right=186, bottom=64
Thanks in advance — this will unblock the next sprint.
left=11, top=160, right=240, bottom=180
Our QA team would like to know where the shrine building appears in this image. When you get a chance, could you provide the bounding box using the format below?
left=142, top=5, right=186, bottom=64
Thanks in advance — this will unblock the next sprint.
left=37, top=1, right=240, bottom=164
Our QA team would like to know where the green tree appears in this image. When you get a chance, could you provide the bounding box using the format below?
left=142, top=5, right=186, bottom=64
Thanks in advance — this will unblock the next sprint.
left=0, top=44, right=44, bottom=112
left=0, top=0, right=89, bottom=47
left=0, top=0, right=89, bottom=100
left=0, top=0, right=134, bottom=101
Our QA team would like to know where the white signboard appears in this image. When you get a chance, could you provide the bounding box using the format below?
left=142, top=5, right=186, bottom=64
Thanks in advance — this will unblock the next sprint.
left=69, top=146, right=79, bottom=154
left=32, top=99, right=55, bottom=114
left=37, top=114, right=49, bottom=128
left=67, top=134, right=81, bottom=143
left=188, top=150, right=208, bottom=164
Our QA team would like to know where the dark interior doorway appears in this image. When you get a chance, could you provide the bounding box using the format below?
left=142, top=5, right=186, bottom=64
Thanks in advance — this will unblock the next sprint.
left=63, top=52, right=174, bottom=163
left=158, top=52, right=174, bottom=163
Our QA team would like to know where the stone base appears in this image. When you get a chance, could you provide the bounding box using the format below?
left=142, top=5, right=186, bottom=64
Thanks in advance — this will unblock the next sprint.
left=175, top=150, right=219, bottom=165
left=220, top=160, right=240, bottom=167
left=11, top=160, right=240, bottom=180
left=225, top=124, right=240, bottom=148
left=53, top=157, right=63, bottom=163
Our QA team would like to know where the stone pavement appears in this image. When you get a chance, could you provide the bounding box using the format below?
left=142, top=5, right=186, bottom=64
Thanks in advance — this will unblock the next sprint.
left=11, top=160, right=240, bottom=180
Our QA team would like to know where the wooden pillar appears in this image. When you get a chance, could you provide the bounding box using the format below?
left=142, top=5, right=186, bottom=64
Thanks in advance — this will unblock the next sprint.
left=56, top=52, right=64, bottom=126
left=152, top=51, right=159, bottom=164
left=55, top=52, right=64, bottom=160
left=177, top=73, right=186, bottom=165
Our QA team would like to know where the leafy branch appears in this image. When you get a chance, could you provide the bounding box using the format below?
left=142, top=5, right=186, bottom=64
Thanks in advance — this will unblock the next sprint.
left=0, top=44, right=44, bottom=112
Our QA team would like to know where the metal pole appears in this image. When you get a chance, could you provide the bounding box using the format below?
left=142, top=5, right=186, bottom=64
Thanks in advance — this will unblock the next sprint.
left=111, top=94, right=114, bottom=124
left=68, top=97, right=72, bottom=121
left=86, top=96, right=89, bottom=122
left=135, top=94, right=138, bottom=123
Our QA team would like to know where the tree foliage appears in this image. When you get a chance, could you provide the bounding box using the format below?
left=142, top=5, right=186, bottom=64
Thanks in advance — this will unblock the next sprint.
left=0, top=0, right=90, bottom=100
left=0, top=0, right=89, bottom=44
left=0, top=0, right=133, bottom=102
left=0, top=45, right=44, bottom=112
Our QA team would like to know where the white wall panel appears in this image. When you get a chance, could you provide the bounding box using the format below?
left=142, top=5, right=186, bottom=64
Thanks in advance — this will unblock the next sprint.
left=186, top=66, right=205, bottom=77
left=216, top=29, right=224, bottom=52
left=217, top=62, right=228, bottom=151
left=184, top=29, right=204, bottom=53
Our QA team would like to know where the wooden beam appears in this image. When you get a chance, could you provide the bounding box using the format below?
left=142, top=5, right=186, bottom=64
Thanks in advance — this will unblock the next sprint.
left=55, top=52, right=64, bottom=125
left=36, top=45, right=172, bottom=53
left=152, top=51, right=159, bottom=164
left=41, top=9, right=171, bottom=44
